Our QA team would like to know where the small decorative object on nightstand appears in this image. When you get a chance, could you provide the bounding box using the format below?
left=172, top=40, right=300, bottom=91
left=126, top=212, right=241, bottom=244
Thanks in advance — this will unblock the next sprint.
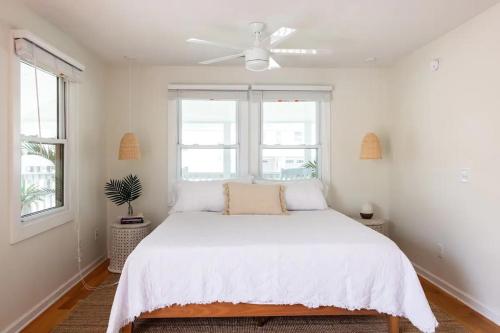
left=360, top=202, right=374, bottom=219
left=109, top=220, right=152, bottom=273
left=355, top=217, right=387, bottom=236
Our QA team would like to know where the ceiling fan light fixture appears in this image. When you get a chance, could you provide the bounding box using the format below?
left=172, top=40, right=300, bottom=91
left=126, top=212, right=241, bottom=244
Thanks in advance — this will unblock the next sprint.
left=245, top=47, right=269, bottom=71
left=246, top=59, right=269, bottom=71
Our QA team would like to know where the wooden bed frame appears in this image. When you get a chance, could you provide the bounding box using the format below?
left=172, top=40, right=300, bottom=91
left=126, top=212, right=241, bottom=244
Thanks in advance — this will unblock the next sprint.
left=121, top=302, right=400, bottom=333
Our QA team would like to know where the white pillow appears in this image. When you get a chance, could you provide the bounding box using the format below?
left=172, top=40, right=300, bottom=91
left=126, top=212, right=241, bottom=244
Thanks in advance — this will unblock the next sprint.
left=170, top=177, right=252, bottom=213
left=255, top=179, right=328, bottom=211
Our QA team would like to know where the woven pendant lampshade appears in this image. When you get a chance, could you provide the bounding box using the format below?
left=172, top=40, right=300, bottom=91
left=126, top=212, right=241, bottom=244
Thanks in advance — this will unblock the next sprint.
left=119, top=132, right=141, bottom=160
left=360, top=132, right=382, bottom=160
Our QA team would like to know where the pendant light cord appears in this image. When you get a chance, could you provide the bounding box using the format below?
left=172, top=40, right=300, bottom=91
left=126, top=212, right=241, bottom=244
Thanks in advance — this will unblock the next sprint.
left=128, top=58, right=132, bottom=132
left=33, top=54, right=42, bottom=140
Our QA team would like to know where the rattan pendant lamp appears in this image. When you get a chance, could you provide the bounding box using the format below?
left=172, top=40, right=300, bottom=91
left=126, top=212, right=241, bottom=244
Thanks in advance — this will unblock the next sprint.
left=118, top=58, right=141, bottom=160
left=360, top=132, right=382, bottom=160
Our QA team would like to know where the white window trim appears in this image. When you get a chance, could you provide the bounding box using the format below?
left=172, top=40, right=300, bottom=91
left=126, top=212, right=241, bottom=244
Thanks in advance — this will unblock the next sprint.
left=167, top=90, right=249, bottom=204
left=167, top=85, right=331, bottom=204
left=252, top=91, right=331, bottom=183
left=257, top=99, right=322, bottom=179
left=176, top=96, right=247, bottom=180
left=8, top=35, right=77, bottom=244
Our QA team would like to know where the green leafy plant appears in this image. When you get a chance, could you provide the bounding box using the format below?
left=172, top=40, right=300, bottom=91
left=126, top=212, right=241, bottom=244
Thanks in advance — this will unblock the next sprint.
left=22, top=142, right=56, bottom=161
left=21, top=142, right=60, bottom=209
left=104, top=174, right=142, bottom=216
left=21, top=182, right=53, bottom=210
left=302, top=160, right=319, bottom=178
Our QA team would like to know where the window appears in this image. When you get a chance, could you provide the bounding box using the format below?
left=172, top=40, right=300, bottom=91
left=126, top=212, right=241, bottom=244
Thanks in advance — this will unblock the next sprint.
left=260, top=99, right=319, bottom=180
left=20, top=62, right=66, bottom=218
left=179, top=98, right=240, bottom=180
left=168, top=86, right=330, bottom=200
left=10, top=33, right=82, bottom=243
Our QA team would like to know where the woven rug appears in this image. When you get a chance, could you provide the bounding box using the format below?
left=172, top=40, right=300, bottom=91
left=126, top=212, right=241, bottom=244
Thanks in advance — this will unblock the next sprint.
left=53, top=275, right=469, bottom=333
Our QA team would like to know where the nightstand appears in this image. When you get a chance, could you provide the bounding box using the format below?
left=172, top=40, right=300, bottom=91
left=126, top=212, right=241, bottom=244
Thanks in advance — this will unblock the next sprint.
left=354, top=217, right=387, bottom=236
left=109, top=220, right=152, bottom=273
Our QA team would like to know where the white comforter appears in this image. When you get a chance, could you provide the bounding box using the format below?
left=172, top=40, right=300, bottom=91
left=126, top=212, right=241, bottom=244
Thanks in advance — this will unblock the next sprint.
left=107, top=210, right=438, bottom=333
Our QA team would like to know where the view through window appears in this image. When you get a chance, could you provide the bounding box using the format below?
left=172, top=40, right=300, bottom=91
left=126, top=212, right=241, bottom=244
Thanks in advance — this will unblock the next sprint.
left=20, top=62, right=65, bottom=218
left=176, top=92, right=324, bottom=181
left=180, top=99, right=238, bottom=180
left=261, top=101, right=319, bottom=180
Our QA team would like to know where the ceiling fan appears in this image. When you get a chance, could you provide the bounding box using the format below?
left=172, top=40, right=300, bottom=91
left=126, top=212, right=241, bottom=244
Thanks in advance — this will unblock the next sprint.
left=187, top=22, right=329, bottom=72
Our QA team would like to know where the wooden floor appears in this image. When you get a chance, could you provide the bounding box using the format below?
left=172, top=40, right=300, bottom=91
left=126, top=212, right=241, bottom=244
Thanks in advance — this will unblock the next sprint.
left=21, top=259, right=499, bottom=333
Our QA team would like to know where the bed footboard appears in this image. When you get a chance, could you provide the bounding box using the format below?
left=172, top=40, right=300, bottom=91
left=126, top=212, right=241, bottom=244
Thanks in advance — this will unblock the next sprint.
left=389, top=315, right=400, bottom=333
left=119, top=303, right=400, bottom=333
left=121, top=322, right=133, bottom=333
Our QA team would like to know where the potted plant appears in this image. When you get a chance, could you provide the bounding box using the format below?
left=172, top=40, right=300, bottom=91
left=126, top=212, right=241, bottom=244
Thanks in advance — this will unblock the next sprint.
left=104, top=174, right=142, bottom=216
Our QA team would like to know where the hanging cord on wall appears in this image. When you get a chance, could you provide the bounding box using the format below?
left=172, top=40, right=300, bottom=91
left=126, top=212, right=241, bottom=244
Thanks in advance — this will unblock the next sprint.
left=33, top=56, right=42, bottom=139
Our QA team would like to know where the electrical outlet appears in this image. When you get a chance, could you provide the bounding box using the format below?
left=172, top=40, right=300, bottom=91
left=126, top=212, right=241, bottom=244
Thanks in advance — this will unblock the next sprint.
left=437, top=243, right=445, bottom=259
left=94, top=229, right=99, bottom=241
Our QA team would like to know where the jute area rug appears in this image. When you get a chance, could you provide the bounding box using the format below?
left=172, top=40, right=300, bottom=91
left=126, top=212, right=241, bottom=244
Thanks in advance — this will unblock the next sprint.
left=53, top=275, right=469, bottom=333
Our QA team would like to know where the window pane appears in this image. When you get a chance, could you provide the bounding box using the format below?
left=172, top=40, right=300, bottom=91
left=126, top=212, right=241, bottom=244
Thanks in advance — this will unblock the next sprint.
left=262, top=148, right=318, bottom=180
left=262, top=101, right=317, bottom=145
left=181, top=99, right=237, bottom=145
left=21, top=142, right=64, bottom=217
left=181, top=148, right=236, bottom=180
left=20, top=62, right=59, bottom=139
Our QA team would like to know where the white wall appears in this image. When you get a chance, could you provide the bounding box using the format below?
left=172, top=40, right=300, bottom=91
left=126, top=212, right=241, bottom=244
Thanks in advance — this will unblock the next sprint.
left=0, top=0, right=108, bottom=331
left=389, top=3, right=500, bottom=323
left=104, top=66, right=391, bottom=229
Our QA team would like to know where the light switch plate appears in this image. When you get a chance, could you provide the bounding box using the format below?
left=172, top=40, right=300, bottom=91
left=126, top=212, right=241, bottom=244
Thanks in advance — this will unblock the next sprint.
left=460, top=168, right=470, bottom=183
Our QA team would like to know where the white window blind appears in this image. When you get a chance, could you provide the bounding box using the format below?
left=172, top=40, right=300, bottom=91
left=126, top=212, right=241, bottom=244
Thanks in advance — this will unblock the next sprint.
left=14, top=35, right=83, bottom=82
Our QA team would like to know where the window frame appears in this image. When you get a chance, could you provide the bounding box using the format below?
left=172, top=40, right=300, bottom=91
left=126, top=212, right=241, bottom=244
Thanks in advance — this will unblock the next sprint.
left=9, top=53, right=75, bottom=244
left=167, top=86, right=331, bottom=205
left=258, top=98, right=322, bottom=180
left=177, top=98, right=242, bottom=180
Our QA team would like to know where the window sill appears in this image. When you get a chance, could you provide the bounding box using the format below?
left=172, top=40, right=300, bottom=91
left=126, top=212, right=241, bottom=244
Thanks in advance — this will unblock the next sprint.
left=10, top=208, right=74, bottom=244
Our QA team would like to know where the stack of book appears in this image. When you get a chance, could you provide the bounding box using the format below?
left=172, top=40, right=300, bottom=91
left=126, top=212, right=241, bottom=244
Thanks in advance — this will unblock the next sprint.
left=120, top=215, right=144, bottom=224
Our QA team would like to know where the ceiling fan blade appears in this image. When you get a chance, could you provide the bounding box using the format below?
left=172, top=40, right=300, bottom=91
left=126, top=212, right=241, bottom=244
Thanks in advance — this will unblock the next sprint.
left=268, top=57, right=281, bottom=69
left=270, top=48, right=331, bottom=55
left=187, top=38, right=243, bottom=51
left=199, top=52, right=245, bottom=65
left=263, top=27, right=296, bottom=47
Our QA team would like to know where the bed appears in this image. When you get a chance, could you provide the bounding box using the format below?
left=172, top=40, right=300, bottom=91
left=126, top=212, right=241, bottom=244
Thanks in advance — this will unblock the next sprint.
left=107, top=209, right=438, bottom=333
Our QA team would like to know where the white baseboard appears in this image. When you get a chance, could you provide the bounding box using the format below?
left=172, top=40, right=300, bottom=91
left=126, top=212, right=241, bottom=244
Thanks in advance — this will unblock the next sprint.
left=413, top=262, right=500, bottom=325
left=2, top=255, right=106, bottom=333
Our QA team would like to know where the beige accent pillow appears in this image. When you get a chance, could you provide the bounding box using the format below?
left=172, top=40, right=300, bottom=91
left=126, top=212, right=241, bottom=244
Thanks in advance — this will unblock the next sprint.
left=223, top=182, right=287, bottom=215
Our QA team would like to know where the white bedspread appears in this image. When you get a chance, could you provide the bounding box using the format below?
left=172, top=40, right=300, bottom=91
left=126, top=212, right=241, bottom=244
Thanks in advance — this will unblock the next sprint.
left=107, top=210, right=438, bottom=333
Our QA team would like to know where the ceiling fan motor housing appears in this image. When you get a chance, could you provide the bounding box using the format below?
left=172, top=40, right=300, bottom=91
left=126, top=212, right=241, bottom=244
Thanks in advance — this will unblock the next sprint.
left=245, top=47, right=269, bottom=71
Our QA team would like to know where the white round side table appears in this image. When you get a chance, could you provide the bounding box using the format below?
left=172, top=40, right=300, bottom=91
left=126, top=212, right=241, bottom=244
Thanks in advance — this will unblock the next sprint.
left=354, top=217, right=388, bottom=236
left=109, top=220, right=152, bottom=273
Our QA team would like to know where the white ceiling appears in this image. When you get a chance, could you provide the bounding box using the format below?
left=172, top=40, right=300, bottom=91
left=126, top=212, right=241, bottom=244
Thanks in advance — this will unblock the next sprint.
left=22, top=0, right=499, bottom=67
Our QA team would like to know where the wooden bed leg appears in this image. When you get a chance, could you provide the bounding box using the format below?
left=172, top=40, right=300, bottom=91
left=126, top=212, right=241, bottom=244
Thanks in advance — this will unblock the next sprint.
left=388, top=315, right=400, bottom=333
left=121, top=322, right=134, bottom=333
